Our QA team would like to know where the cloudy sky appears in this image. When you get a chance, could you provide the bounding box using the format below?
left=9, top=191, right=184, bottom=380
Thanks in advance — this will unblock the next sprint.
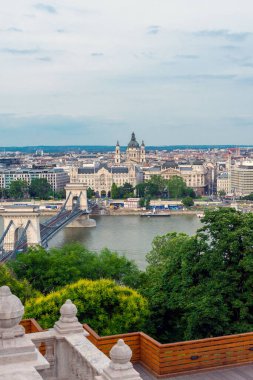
left=1, top=0, right=253, bottom=146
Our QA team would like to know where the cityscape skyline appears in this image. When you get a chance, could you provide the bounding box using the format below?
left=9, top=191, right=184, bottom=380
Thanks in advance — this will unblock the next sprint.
left=1, top=0, right=253, bottom=145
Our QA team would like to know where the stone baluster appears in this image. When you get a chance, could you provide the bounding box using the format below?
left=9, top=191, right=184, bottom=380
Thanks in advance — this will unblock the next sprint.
left=95, top=339, right=143, bottom=380
left=44, top=337, right=55, bottom=368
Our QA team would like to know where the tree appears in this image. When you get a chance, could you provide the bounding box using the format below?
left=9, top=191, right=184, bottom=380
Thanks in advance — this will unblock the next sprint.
left=120, top=182, right=134, bottom=199
left=218, top=190, right=226, bottom=198
left=111, top=183, right=119, bottom=199
left=24, top=279, right=149, bottom=334
left=135, top=183, right=146, bottom=198
left=29, top=178, right=52, bottom=199
left=185, top=187, right=196, bottom=198
left=242, top=193, right=253, bottom=201
left=54, top=189, right=65, bottom=199
left=146, top=175, right=166, bottom=197
left=182, top=196, right=194, bottom=207
left=0, top=265, right=38, bottom=303
left=142, top=208, right=253, bottom=342
left=9, top=180, right=29, bottom=199
left=87, top=187, right=95, bottom=199
left=9, top=243, right=143, bottom=294
left=166, top=176, right=187, bottom=199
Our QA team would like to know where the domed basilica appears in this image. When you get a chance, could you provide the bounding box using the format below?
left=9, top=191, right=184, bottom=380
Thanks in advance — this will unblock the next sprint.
left=115, top=132, right=146, bottom=165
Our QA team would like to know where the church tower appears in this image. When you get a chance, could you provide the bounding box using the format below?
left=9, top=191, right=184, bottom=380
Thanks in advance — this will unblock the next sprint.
left=140, top=140, right=146, bottom=163
left=115, top=141, right=121, bottom=164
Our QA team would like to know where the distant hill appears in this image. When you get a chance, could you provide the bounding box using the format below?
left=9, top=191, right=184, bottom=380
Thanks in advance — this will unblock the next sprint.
left=0, top=145, right=252, bottom=154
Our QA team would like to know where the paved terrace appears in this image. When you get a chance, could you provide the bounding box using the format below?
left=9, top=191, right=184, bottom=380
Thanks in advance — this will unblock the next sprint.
left=135, top=363, right=253, bottom=379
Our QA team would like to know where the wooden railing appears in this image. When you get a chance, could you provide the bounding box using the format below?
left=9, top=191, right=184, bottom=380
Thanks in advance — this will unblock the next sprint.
left=84, top=324, right=253, bottom=377
left=20, top=319, right=44, bottom=334
left=20, top=320, right=253, bottom=377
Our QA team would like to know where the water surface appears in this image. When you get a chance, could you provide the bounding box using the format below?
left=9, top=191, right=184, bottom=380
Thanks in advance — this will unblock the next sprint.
left=0, top=215, right=201, bottom=269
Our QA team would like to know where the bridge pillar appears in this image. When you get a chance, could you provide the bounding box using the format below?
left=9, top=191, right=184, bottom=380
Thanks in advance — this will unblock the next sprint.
left=65, top=183, right=88, bottom=211
left=1, top=207, right=41, bottom=252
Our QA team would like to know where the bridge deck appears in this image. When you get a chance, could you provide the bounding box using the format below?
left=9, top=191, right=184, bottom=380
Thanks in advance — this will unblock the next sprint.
left=0, top=203, right=87, bottom=262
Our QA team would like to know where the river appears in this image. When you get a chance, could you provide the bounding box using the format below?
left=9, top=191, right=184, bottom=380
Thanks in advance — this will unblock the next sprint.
left=0, top=215, right=201, bottom=269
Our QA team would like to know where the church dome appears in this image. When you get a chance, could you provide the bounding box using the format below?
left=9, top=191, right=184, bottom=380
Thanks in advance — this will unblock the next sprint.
left=128, top=132, right=140, bottom=148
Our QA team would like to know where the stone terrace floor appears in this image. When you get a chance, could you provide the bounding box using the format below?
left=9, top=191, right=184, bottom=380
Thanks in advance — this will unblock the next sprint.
left=134, top=363, right=253, bottom=379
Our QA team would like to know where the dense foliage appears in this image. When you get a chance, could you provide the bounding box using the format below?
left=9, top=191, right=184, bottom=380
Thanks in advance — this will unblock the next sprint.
left=1, top=178, right=54, bottom=200
left=182, top=196, right=194, bottom=207
left=111, top=182, right=134, bottom=199
left=87, top=187, right=95, bottom=198
left=0, top=265, right=38, bottom=303
left=24, top=279, right=149, bottom=334
left=242, top=193, right=253, bottom=201
left=9, top=243, right=143, bottom=294
left=9, top=180, right=29, bottom=199
left=29, top=178, right=52, bottom=199
left=136, top=175, right=196, bottom=201
left=141, top=208, right=253, bottom=342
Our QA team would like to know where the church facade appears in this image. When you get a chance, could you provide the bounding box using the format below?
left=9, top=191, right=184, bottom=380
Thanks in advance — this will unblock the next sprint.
left=114, top=132, right=146, bottom=165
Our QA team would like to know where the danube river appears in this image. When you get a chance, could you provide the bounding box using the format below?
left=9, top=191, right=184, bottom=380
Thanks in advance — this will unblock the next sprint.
left=48, top=215, right=201, bottom=269
left=0, top=215, right=201, bottom=269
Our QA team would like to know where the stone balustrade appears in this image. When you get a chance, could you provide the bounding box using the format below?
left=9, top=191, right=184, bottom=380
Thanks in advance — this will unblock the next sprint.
left=0, top=286, right=143, bottom=380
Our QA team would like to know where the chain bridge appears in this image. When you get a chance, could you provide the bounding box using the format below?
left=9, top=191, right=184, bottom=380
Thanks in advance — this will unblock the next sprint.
left=0, top=183, right=95, bottom=263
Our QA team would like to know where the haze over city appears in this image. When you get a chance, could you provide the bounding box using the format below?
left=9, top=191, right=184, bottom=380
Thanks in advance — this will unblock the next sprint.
left=1, top=0, right=253, bottom=145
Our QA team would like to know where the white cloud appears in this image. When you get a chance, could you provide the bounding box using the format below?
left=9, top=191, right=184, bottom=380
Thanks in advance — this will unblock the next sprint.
left=1, top=0, right=253, bottom=144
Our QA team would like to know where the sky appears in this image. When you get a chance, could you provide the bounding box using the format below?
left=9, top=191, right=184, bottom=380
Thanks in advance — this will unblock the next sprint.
left=1, top=0, right=253, bottom=146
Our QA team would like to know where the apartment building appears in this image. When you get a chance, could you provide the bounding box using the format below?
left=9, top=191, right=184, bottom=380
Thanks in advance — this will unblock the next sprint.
left=0, top=168, right=69, bottom=191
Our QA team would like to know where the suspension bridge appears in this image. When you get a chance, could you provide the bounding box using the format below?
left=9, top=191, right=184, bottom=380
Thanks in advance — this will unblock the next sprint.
left=0, top=183, right=95, bottom=263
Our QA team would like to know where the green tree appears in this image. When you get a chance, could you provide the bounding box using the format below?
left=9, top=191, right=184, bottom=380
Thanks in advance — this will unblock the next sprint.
left=185, top=187, right=196, bottom=198
left=9, top=243, right=143, bottom=294
left=242, top=193, right=253, bottom=200
left=111, top=183, right=119, bottom=199
left=0, top=265, right=38, bottom=303
left=135, top=183, right=147, bottom=198
left=29, top=178, right=52, bottom=199
left=87, top=187, right=95, bottom=199
left=9, top=180, right=29, bottom=199
left=166, top=176, right=187, bottom=199
left=120, top=182, right=134, bottom=199
left=54, top=189, right=66, bottom=199
left=142, top=208, right=253, bottom=342
left=182, top=196, right=194, bottom=207
left=218, top=190, right=226, bottom=198
left=24, top=279, right=149, bottom=334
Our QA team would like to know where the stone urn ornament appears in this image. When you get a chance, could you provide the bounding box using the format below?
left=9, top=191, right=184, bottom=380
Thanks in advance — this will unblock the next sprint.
left=0, top=285, right=25, bottom=339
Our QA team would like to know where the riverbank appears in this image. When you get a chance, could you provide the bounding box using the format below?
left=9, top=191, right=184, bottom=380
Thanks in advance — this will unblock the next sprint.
left=93, top=208, right=200, bottom=216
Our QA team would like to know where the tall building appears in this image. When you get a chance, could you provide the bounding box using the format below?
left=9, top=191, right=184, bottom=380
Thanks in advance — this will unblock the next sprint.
left=126, top=132, right=146, bottom=164
left=0, top=168, right=69, bottom=192
left=115, top=141, right=121, bottom=164
left=231, top=161, right=253, bottom=195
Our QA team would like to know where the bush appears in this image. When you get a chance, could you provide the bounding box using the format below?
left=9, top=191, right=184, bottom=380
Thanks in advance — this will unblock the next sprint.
left=24, top=279, right=149, bottom=335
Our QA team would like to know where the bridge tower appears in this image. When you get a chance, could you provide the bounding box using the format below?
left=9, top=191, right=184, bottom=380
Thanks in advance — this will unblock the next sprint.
left=65, top=183, right=88, bottom=211
left=1, top=206, right=41, bottom=252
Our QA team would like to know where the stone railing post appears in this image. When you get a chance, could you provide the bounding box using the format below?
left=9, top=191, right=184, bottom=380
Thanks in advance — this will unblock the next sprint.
left=0, top=285, right=49, bottom=379
left=53, top=299, right=109, bottom=380
left=95, top=339, right=143, bottom=380
left=54, top=299, right=87, bottom=336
